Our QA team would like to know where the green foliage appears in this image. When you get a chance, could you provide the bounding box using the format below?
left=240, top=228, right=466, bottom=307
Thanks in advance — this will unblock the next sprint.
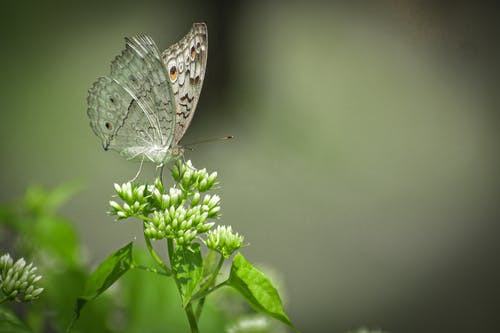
left=75, top=160, right=297, bottom=332
left=0, top=307, right=32, bottom=333
left=173, top=243, right=204, bottom=307
left=0, top=160, right=298, bottom=332
left=228, top=254, right=294, bottom=329
left=0, top=183, right=113, bottom=333
left=72, top=242, right=134, bottom=324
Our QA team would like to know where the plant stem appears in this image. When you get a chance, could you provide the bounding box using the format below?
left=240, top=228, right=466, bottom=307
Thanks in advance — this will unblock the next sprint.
left=195, top=255, right=225, bottom=319
left=167, top=238, right=175, bottom=268
left=135, top=214, right=153, bottom=222
left=202, top=255, right=224, bottom=291
left=144, top=232, right=172, bottom=275
left=185, top=303, right=200, bottom=333
left=133, top=265, right=170, bottom=276
left=195, top=297, right=206, bottom=320
left=191, top=281, right=228, bottom=302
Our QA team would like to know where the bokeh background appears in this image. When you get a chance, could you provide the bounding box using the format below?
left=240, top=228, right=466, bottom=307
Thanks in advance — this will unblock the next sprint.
left=1, top=0, right=499, bottom=332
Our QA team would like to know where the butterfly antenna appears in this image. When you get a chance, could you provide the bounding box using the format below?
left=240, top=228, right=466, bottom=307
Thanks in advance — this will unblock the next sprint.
left=183, top=135, right=234, bottom=149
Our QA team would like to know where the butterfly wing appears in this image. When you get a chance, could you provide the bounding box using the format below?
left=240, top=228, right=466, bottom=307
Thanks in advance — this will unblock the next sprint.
left=161, top=23, right=208, bottom=145
left=87, top=35, right=176, bottom=163
left=87, top=76, right=137, bottom=151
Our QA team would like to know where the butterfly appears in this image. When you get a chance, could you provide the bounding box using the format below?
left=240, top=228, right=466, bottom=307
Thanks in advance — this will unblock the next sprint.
left=87, top=23, right=208, bottom=165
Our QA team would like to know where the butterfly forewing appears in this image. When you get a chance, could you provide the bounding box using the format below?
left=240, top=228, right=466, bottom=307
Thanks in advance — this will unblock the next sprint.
left=110, top=35, right=175, bottom=148
left=161, top=23, right=208, bottom=145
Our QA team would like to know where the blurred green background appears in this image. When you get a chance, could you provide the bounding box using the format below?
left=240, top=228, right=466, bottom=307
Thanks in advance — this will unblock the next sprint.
left=1, top=0, right=499, bottom=332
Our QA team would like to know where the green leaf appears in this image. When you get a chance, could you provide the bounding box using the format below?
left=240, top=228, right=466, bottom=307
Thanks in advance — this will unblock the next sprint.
left=0, top=307, right=32, bottom=333
left=228, top=253, right=298, bottom=331
left=172, top=243, right=203, bottom=307
left=202, top=249, right=218, bottom=279
left=0, top=205, right=18, bottom=229
left=32, top=216, right=80, bottom=264
left=24, top=182, right=82, bottom=216
left=71, top=242, right=134, bottom=322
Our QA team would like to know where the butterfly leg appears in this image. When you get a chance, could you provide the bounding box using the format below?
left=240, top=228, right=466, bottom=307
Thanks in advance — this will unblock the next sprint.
left=129, top=155, right=145, bottom=183
left=156, top=163, right=165, bottom=182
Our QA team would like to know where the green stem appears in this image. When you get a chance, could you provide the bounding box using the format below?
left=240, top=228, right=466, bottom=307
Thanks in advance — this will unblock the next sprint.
left=202, top=255, right=225, bottom=290
left=167, top=238, right=175, bottom=268
left=135, top=214, right=154, bottom=222
left=144, top=233, right=172, bottom=275
left=195, top=297, right=206, bottom=320
left=185, top=303, right=200, bottom=333
left=133, top=264, right=170, bottom=276
left=167, top=239, right=183, bottom=296
left=0, top=296, right=8, bottom=304
left=195, top=255, right=225, bottom=319
left=191, top=281, right=228, bottom=302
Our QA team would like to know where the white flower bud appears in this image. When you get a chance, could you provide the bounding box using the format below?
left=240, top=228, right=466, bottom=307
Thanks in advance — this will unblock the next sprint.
left=109, top=200, right=122, bottom=211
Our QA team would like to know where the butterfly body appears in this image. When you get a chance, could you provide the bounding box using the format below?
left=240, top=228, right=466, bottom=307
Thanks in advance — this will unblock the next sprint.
left=87, top=23, right=207, bottom=164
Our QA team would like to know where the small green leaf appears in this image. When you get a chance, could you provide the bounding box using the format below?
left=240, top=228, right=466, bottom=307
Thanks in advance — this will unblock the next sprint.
left=0, top=205, right=18, bottom=229
left=0, top=307, right=32, bottom=333
left=172, top=243, right=203, bottom=307
left=24, top=182, right=82, bottom=216
left=228, top=253, right=297, bottom=331
left=33, top=216, right=79, bottom=264
left=202, top=249, right=218, bottom=279
left=72, top=242, right=134, bottom=321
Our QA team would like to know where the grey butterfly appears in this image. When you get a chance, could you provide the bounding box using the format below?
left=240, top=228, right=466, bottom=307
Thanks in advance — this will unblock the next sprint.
left=87, top=23, right=208, bottom=165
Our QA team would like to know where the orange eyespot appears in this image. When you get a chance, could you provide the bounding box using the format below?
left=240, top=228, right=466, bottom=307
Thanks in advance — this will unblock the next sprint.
left=105, top=122, right=112, bottom=130
left=196, top=42, right=201, bottom=52
left=190, top=46, right=196, bottom=59
left=169, top=66, right=177, bottom=81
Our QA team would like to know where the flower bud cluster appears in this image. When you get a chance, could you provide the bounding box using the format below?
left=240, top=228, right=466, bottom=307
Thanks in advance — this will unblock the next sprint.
left=0, top=254, right=44, bottom=302
left=206, top=226, right=244, bottom=258
left=143, top=191, right=222, bottom=245
left=149, top=186, right=184, bottom=211
left=110, top=183, right=148, bottom=219
left=172, top=160, right=218, bottom=194
left=109, top=160, right=223, bottom=246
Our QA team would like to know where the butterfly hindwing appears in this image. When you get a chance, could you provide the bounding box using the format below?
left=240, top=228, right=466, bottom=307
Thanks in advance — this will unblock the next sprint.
left=87, top=77, right=156, bottom=159
left=87, top=76, right=135, bottom=149
left=88, top=35, right=176, bottom=162
left=161, top=23, right=208, bottom=145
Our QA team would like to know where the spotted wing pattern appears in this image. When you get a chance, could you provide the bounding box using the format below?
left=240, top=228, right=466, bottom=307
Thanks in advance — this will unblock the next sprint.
left=87, top=35, right=175, bottom=163
left=161, top=23, right=208, bottom=145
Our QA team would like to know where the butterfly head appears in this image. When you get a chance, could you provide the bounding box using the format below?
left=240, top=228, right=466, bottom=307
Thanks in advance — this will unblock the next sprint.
left=168, top=146, right=185, bottom=157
